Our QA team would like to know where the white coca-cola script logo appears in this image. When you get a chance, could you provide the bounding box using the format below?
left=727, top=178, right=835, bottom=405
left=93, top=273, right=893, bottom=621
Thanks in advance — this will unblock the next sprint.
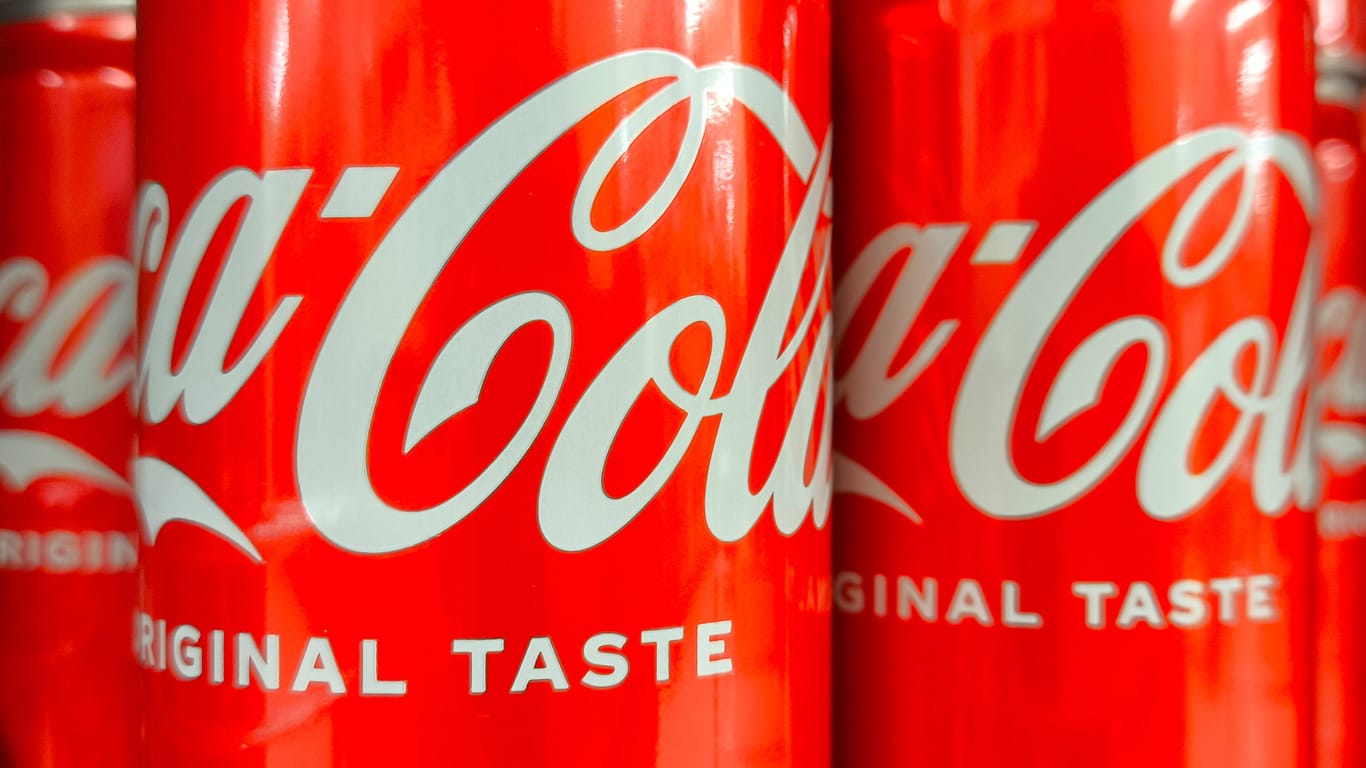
left=134, top=50, right=833, bottom=562
left=835, top=127, right=1321, bottom=524
left=1316, top=285, right=1366, bottom=473
left=0, top=256, right=133, bottom=494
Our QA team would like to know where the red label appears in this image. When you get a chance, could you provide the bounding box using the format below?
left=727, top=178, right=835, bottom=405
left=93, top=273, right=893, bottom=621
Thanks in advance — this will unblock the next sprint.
left=136, top=2, right=832, bottom=764
left=834, top=2, right=1317, bottom=766
left=0, top=14, right=140, bottom=768
left=1314, top=99, right=1366, bottom=768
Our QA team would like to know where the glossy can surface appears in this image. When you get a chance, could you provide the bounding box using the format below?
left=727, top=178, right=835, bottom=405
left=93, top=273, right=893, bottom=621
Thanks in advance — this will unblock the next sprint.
left=135, top=2, right=832, bottom=765
left=1312, top=41, right=1366, bottom=768
left=833, top=2, right=1317, bottom=766
left=1316, top=0, right=1366, bottom=59
left=0, top=8, right=139, bottom=768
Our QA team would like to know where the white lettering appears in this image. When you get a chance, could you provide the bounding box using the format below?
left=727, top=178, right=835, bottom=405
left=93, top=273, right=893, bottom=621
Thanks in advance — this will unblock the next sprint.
left=696, top=620, right=733, bottom=677
left=452, top=638, right=505, bottom=695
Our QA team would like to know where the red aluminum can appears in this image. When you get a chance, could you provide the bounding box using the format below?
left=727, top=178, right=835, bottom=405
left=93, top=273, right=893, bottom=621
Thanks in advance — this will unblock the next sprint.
left=0, top=2, right=139, bottom=767
left=833, top=1, right=1317, bottom=766
left=134, top=2, right=832, bottom=765
left=1312, top=2, right=1366, bottom=764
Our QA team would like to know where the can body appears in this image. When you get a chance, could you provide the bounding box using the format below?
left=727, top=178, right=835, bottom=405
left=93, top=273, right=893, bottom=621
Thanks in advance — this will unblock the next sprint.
left=833, top=2, right=1317, bottom=766
left=1314, top=97, right=1366, bottom=768
left=1313, top=2, right=1366, bottom=761
left=135, top=2, right=832, bottom=765
left=0, top=7, right=139, bottom=768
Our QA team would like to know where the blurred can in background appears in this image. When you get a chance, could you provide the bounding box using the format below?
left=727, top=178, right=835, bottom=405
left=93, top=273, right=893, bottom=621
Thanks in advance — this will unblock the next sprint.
left=1312, top=1, right=1366, bottom=765
left=0, top=1, right=139, bottom=766
left=135, top=1, right=831, bottom=765
left=833, top=1, right=1318, bottom=765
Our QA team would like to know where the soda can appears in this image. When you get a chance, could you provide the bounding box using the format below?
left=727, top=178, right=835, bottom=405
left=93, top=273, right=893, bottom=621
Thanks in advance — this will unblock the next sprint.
left=833, top=2, right=1317, bottom=765
left=1313, top=1, right=1366, bottom=764
left=134, top=2, right=832, bottom=764
left=0, top=1, right=139, bottom=766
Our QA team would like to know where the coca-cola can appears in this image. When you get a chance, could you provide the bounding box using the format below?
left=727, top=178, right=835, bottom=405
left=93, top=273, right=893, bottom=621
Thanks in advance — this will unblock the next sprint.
left=833, top=2, right=1317, bottom=765
left=0, top=1, right=139, bottom=766
left=1313, top=1, right=1366, bottom=764
left=135, top=2, right=832, bottom=764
